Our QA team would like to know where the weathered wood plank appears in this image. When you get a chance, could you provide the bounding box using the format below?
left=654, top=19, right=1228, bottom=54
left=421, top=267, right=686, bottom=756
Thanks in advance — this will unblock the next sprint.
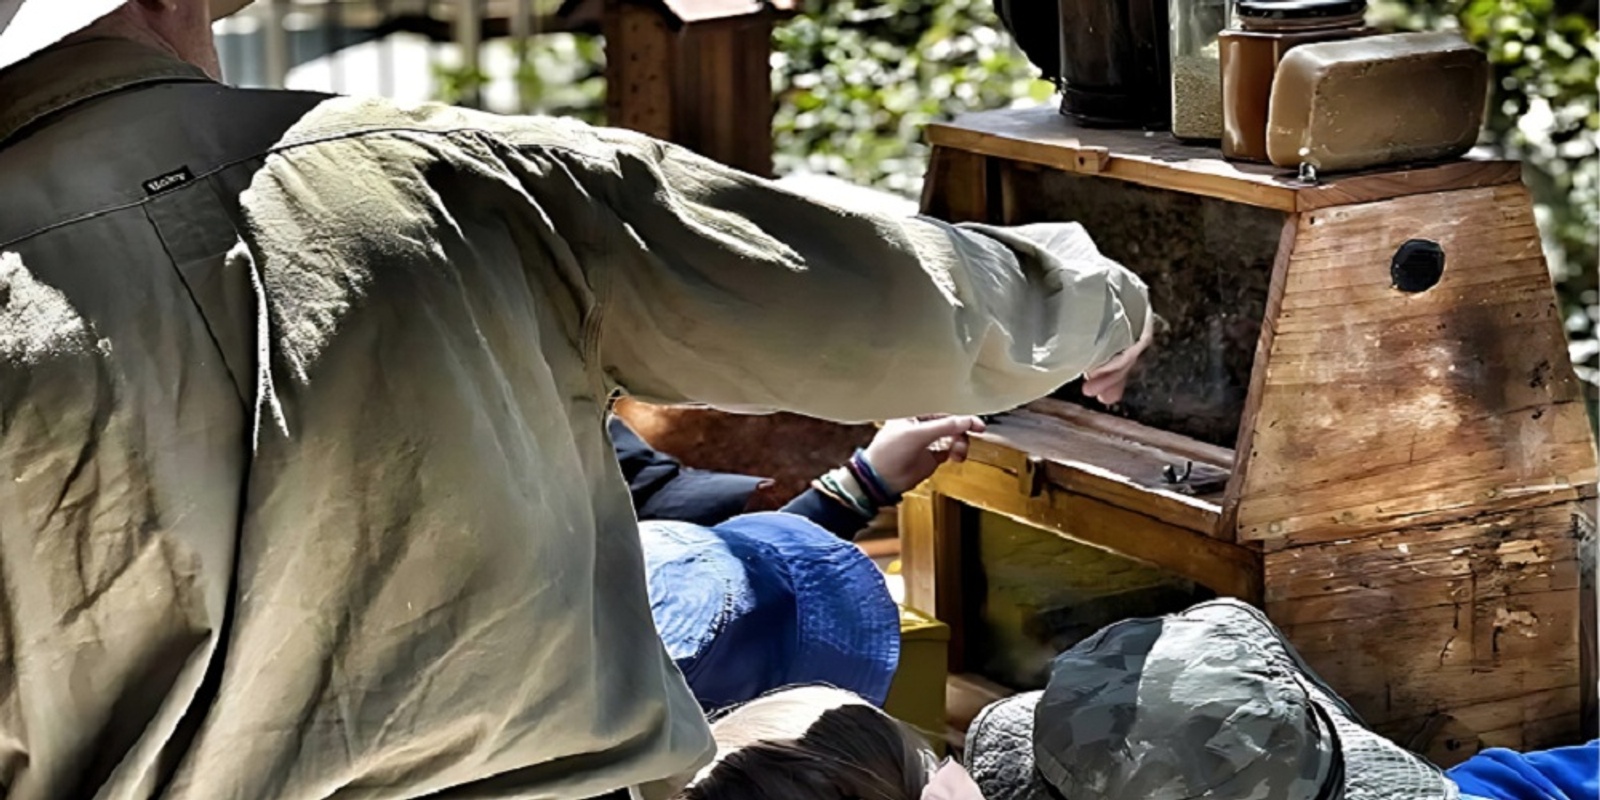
left=897, top=483, right=973, bottom=670
left=920, top=146, right=997, bottom=223
left=1221, top=216, right=1299, bottom=535
left=1263, top=504, right=1587, bottom=626
left=1279, top=588, right=1581, bottom=732
left=671, top=16, right=774, bottom=176
left=962, top=407, right=1231, bottom=537
left=1233, top=184, right=1599, bottom=541
left=913, top=114, right=1593, bottom=760
left=1295, top=160, right=1526, bottom=211
left=603, top=1, right=674, bottom=140
left=899, top=485, right=939, bottom=619
left=925, top=107, right=1520, bottom=212
left=1374, top=685, right=1582, bottom=766
left=1024, top=398, right=1236, bottom=466
left=933, top=492, right=970, bottom=672
left=1264, top=498, right=1589, bottom=756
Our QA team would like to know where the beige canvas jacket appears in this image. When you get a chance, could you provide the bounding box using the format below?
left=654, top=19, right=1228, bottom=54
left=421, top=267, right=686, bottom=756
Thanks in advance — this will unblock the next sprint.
left=0, top=37, right=1149, bottom=800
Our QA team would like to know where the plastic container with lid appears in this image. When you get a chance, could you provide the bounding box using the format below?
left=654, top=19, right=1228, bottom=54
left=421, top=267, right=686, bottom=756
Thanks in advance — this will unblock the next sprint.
left=1170, top=0, right=1230, bottom=141
left=1218, top=0, right=1370, bottom=162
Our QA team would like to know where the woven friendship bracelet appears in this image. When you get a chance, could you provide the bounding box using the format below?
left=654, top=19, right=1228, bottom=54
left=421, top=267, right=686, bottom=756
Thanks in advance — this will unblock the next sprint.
left=815, top=468, right=876, bottom=517
left=849, top=450, right=902, bottom=506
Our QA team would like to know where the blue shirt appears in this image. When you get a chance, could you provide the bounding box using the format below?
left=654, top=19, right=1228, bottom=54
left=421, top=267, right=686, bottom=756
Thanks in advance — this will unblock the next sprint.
left=1450, top=740, right=1598, bottom=800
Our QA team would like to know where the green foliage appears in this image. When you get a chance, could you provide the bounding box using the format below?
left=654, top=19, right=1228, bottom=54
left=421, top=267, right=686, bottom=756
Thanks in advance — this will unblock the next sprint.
left=434, top=34, right=605, bottom=123
left=512, top=33, right=607, bottom=123
left=771, top=0, right=1052, bottom=194
left=432, top=62, right=490, bottom=106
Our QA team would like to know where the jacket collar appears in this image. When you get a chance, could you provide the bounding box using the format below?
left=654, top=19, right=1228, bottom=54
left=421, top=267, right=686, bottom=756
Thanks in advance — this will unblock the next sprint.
left=0, top=37, right=211, bottom=148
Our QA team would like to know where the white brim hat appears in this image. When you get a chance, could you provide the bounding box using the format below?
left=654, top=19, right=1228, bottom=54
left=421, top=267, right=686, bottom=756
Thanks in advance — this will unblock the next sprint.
left=0, top=0, right=252, bottom=72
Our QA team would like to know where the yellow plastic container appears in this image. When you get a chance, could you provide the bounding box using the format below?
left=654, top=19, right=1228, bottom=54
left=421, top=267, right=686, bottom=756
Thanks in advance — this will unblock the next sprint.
left=883, top=604, right=951, bottom=755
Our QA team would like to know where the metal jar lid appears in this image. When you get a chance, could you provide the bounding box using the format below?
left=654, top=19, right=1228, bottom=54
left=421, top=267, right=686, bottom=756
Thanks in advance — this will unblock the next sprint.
left=1234, top=0, right=1367, bottom=23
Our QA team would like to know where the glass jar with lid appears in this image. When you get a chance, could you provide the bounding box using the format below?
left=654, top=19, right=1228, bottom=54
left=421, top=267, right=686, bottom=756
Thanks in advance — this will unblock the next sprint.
left=1170, top=0, right=1229, bottom=141
left=1219, top=0, right=1370, bottom=161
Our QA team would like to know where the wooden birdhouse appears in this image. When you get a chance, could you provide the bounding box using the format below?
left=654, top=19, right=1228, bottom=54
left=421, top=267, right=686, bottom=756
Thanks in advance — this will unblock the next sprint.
left=559, top=0, right=798, bottom=176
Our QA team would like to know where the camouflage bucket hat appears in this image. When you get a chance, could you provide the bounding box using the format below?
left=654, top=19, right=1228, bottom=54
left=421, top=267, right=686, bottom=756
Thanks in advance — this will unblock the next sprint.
left=965, top=599, right=1459, bottom=800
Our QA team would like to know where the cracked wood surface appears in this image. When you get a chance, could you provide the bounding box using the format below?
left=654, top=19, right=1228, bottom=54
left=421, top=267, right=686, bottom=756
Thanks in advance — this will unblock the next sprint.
left=1266, top=501, right=1594, bottom=765
left=1231, top=184, right=1597, bottom=542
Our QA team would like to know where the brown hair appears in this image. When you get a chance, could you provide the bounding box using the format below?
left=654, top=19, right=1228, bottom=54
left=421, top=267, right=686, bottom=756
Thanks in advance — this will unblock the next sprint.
left=677, top=686, right=935, bottom=800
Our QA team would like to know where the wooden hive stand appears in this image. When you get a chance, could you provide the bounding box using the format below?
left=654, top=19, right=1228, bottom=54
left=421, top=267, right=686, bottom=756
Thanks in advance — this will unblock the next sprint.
left=902, top=106, right=1598, bottom=765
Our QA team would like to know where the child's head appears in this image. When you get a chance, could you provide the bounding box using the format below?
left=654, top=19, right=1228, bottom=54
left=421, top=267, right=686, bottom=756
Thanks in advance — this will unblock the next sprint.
left=677, top=686, right=936, bottom=800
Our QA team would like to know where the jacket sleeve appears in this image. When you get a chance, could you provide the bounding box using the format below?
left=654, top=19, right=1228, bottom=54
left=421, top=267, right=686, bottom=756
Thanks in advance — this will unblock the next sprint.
left=779, top=488, right=874, bottom=539
left=537, top=125, right=1151, bottom=423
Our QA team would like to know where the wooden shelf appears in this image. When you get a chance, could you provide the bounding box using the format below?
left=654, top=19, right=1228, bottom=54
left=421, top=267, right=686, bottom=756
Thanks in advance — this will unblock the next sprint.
left=924, top=106, right=1522, bottom=212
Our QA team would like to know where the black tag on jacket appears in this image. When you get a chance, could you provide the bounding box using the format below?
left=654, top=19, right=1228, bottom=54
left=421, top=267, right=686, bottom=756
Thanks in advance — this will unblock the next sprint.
left=143, top=166, right=195, bottom=196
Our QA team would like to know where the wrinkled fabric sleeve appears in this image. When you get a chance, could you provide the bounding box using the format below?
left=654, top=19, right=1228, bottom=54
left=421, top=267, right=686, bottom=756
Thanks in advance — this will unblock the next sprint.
left=539, top=128, right=1150, bottom=423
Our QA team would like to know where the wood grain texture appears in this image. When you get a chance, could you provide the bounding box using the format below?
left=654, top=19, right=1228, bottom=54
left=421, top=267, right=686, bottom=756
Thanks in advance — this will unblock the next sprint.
left=1233, top=183, right=1598, bottom=542
left=603, top=1, right=675, bottom=140
left=915, top=121, right=1593, bottom=755
left=899, top=485, right=939, bottom=617
left=671, top=17, right=775, bottom=176
left=964, top=408, right=1230, bottom=537
left=1267, top=500, right=1592, bottom=766
left=924, top=107, right=1520, bottom=212
left=1376, top=686, right=1582, bottom=766
left=898, top=486, right=970, bottom=668
left=920, top=146, right=996, bottom=223
left=933, top=491, right=970, bottom=672
left=602, top=2, right=775, bottom=174
left=1583, top=509, right=1598, bottom=733
left=1282, top=591, right=1582, bottom=765
left=930, top=458, right=1262, bottom=601
left=1025, top=398, right=1236, bottom=466
left=1263, top=503, right=1586, bottom=626
left=1220, top=216, right=1299, bottom=535
left=1295, top=160, right=1524, bottom=211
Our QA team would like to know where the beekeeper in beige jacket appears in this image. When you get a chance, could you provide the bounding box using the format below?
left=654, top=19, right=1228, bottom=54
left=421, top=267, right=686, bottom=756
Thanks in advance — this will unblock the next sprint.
left=0, top=2, right=1152, bottom=798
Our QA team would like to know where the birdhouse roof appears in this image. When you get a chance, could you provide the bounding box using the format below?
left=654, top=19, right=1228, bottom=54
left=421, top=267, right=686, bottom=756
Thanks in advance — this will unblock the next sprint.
left=557, top=0, right=798, bottom=25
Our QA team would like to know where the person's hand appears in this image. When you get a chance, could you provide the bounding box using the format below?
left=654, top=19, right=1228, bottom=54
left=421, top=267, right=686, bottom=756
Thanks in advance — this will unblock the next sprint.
left=862, top=415, right=987, bottom=495
left=1082, top=315, right=1156, bottom=405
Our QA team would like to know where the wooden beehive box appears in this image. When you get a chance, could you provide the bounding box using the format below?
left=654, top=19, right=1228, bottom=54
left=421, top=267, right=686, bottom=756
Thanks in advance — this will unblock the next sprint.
left=903, top=106, right=1598, bottom=765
